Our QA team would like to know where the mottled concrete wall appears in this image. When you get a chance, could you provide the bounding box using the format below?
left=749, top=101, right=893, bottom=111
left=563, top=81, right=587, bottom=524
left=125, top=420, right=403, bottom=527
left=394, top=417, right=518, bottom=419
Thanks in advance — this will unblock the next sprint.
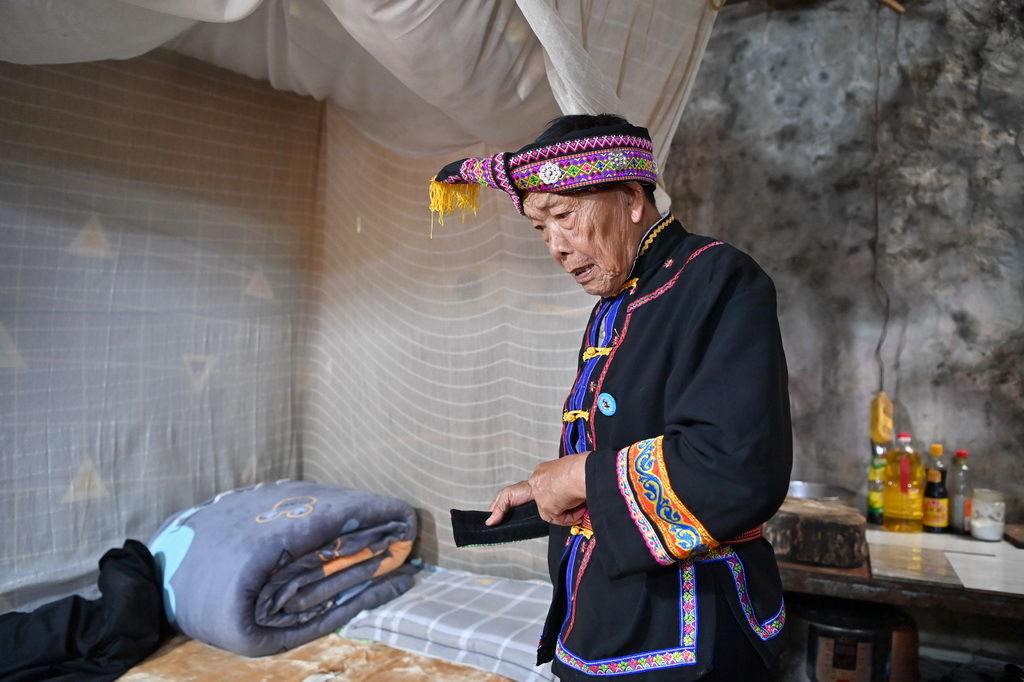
left=667, top=0, right=1023, bottom=521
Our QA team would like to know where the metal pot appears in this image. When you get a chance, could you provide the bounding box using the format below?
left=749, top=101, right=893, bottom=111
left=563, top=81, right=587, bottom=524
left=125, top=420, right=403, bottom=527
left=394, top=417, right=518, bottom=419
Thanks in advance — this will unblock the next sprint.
left=788, top=481, right=857, bottom=507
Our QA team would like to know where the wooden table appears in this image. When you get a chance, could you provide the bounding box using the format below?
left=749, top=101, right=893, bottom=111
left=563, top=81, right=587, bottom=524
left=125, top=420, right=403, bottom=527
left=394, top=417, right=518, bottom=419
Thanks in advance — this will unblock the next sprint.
left=777, top=527, right=1024, bottom=620
left=778, top=558, right=1024, bottom=620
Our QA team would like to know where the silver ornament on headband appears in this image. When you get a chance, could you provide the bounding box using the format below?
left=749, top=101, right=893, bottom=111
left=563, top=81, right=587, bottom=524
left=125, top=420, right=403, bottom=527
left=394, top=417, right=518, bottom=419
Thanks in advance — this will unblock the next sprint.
left=538, top=162, right=563, bottom=185
left=607, top=151, right=627, bottom=170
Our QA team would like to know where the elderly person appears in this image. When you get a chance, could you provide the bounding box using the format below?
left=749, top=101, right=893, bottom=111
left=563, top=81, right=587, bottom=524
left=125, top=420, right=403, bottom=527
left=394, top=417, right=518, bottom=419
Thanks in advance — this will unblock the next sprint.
left=432, top=114, right=792, bottom=681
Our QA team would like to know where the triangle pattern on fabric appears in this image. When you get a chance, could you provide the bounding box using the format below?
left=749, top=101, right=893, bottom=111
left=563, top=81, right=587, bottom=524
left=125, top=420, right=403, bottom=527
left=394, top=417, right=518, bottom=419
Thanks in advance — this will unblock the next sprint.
left=62, top=457, right=111, bottom=502
left=0, top=322, right=27, bottom=369
left=67, top=213, right=113, bottom=258
left=245, top=271, right=274, bottom=300
left=183, top=354, right=215, bottom=392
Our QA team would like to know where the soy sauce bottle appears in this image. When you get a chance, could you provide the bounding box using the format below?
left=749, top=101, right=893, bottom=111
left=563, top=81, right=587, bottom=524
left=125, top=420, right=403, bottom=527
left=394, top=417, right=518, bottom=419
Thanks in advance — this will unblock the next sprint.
left=922, top=443, right=949, bottom=533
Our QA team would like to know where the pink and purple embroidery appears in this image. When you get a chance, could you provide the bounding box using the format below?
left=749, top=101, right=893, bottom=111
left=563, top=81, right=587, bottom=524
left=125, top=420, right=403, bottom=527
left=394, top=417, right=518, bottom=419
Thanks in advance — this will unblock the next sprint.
left=443, top=135, right=656, bottom=216
left=557, top=559, right=699, bottom=674
left=555, top=545, right=785, bottom=675
left=509, top=135, right=657, bottom=195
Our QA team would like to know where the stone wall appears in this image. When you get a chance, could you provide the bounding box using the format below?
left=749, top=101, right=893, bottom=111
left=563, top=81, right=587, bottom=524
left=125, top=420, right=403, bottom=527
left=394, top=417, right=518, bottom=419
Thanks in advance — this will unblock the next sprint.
left=667, top=0, right=1023, bottom=522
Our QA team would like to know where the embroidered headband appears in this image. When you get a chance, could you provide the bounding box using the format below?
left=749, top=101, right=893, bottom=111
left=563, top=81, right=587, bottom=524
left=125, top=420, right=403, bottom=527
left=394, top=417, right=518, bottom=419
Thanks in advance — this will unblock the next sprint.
left=429, top=122, right=657, bottom=224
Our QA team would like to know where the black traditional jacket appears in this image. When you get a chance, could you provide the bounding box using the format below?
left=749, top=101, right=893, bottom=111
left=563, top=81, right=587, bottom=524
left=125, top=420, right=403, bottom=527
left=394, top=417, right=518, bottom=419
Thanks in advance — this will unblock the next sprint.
left=537, top=214, right=793, bottom=680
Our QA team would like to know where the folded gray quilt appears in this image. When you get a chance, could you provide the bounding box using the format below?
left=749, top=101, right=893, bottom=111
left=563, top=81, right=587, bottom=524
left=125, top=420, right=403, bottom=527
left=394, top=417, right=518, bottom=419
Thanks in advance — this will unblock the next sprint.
left=147, top=480, right=419, bottom=657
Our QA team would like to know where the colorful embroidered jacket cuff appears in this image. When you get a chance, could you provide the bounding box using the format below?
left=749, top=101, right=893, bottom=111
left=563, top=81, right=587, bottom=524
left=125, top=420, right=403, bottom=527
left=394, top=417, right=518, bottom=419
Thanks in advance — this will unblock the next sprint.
left=616, top=436, right=718, bottom=563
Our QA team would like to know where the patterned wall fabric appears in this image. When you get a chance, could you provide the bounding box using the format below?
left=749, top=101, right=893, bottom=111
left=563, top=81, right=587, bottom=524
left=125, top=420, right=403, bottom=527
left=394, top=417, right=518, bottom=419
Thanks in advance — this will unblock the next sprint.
left=0, top=46, right=606, bottom=614
left=0, top=51, right=321, bottom=612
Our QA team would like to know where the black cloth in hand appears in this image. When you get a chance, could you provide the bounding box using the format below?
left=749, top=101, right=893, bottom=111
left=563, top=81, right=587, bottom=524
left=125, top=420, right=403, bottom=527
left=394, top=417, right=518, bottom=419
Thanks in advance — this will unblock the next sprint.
left=450, top=501, right=549, bottom=547
left=0, top=539, right=168, bottom=681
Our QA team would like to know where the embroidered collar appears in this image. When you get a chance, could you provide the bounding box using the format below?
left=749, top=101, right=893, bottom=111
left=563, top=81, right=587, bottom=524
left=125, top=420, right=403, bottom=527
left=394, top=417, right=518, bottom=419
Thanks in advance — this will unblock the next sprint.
left=609, top=212, right=682, bottom=299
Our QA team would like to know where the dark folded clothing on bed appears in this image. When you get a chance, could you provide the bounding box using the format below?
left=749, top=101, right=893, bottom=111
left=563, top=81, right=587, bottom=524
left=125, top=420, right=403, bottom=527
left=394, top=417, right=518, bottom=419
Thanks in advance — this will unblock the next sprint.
left=148, top=480, right=419, bottom=657
left=0, top=540, right=166, bottom=681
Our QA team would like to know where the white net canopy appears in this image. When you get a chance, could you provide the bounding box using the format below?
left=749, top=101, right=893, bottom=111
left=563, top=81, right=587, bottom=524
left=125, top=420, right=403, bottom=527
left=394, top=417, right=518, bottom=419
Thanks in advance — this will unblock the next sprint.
left=0, top=0, right=718, bottom=608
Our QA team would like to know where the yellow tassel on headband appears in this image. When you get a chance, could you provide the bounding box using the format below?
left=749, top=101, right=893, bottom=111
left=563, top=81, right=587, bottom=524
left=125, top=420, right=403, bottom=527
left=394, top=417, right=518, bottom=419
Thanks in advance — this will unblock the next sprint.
left=429, top=180, right=480, bottom=232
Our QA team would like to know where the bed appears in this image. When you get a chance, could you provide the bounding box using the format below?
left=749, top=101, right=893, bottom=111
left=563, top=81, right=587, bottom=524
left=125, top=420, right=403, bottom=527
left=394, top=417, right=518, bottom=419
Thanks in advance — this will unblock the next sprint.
left=126, top=565, right=556, bottom=681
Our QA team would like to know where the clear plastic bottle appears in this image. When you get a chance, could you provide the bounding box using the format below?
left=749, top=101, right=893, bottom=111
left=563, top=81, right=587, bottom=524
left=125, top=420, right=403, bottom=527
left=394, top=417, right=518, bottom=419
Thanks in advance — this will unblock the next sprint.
left=948, top=449, right=971, bottom=535
left=867, top=441, right=887, bottom=525
left=882, top=433, right=924, bottom=532
left=866, top=391, right=893, bottom=526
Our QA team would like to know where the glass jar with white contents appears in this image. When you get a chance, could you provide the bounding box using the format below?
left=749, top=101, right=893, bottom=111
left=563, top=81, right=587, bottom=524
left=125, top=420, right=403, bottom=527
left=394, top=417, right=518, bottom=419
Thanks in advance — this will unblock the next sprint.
left=970, top=488, right=1005, bottom=542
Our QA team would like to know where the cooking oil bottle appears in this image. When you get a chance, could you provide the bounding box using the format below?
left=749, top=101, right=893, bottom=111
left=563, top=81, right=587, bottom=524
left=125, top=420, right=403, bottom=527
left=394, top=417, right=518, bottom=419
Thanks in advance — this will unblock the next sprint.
left=882, top=433, right=925, bottom=532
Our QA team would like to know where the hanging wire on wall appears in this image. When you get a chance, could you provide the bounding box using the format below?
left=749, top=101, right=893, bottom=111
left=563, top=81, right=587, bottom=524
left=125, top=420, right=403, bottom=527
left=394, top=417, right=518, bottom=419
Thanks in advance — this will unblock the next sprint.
left=871, top=2, right=909, bottom=423
left=871, top=1, right=892, bottom=397
left=888, top=12, right=908, bottom=416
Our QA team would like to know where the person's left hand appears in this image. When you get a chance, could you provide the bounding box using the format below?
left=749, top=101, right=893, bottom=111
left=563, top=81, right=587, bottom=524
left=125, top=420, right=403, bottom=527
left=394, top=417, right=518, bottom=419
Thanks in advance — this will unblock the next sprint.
left=486, top=480, right=534, bottom=526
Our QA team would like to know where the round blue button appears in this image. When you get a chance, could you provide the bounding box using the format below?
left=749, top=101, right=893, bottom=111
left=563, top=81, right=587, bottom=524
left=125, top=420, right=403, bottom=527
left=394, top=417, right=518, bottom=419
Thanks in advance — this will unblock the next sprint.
left=597, top=392, right=617, bottom=416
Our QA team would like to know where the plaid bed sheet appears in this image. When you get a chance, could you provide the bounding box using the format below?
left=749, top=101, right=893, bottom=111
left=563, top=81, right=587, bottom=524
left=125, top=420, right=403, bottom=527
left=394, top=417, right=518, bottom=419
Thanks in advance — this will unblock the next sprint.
left=341, top=565, right=556, bottom=681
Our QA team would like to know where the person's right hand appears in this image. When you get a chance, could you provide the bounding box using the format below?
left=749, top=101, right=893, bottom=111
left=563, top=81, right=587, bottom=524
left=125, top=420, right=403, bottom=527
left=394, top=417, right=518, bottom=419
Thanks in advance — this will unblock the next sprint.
left=485, top=480, right=534, bottom=526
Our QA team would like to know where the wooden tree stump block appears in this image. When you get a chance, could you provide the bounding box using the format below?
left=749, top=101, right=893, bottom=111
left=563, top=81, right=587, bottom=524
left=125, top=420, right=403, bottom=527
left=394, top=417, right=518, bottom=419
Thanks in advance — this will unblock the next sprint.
left=1004, top=524, right=1024, bottom=549
left=763, top=497, right=868, bottom=568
